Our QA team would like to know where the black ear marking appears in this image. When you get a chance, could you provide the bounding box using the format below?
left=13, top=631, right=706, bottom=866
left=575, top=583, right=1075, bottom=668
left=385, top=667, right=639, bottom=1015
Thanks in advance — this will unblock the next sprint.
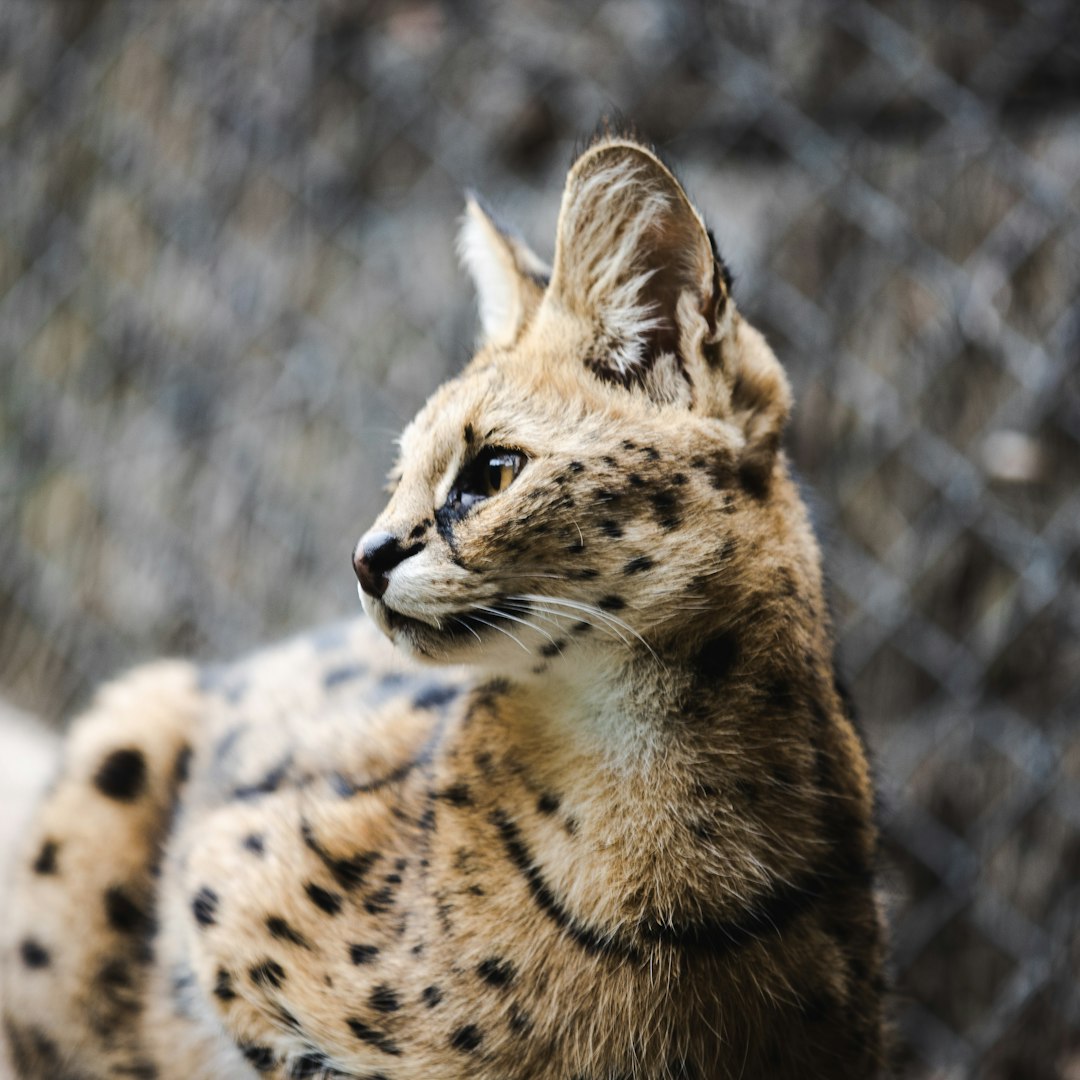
left=706, top=227, right=733, bottom=336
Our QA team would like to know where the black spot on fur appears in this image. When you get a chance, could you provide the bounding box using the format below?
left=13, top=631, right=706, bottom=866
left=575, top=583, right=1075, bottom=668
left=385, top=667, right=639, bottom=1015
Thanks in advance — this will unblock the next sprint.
left=323, top=663, right=367, bottom=690
left=369, top=984, right=401, bottom=1012
left=508, top=1003, right=533, bottom=1035
left=422, top=984, right=443, bottom=1007
left=600, top=519, right=623, bottom=538
left=214, top=968, right=236, bottom=1001
left=32, top=840, right=58, bottom=875
left=192, top=887, right=218, bottom=927
left=569, top=460, right=585, bottom=473
left=364, top=886, right=396, bottom=915
left=567, top=539, right=586, bottom=554
left=540, top=639, right=567, bottom=658
left=623, top=555, right=654, bottom=575
left=243, top=833, right=265, bottom=855
left=105, top=886, right=151, bottom=935
left=249, top=960, right=285, bottom=989
left=738, top=460, right=771, bottom=500
left=288, top=1052, right=332, bottom=1078
left=598, top=595, right=625, bottom=611
left=642, top=446, right=661, bottom=461
left=19, top=938, right=49, bottom=969
left=290, top=1052, right=352, bottom=1079
left=693, top=631, right=740, bottom=683
left=93, top=748, right=147, bottom=801
left=232, top=757, right=291, bottom=800
left=305, top=882, right=342, bottom=915
left=302, top=822, right=381, bottom=890
left=437, top=783, right=473, bottom=807
left=266, top=916, right=310, bottom=949
left=477, top=957, right=516, bottom=988
left=346, top=1017, right=402, bottom=1056
left=349, top=943, right=380, bottom=965
left=649, top=490, right=681, bottom=529
left=413, top=683, right=459, bottom=710
left=242, top=1044, right=276, bottom=1072
left=537, top=792, right=561, bottom=815
left=450, top=1024, right=483, bottom=1053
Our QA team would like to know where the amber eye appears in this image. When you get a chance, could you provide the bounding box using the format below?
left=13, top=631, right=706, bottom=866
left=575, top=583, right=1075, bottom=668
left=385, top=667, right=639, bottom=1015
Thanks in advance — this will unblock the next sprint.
left=482, top=453, right=520, bottom=496
left=448, top=446, right=525, bottom=515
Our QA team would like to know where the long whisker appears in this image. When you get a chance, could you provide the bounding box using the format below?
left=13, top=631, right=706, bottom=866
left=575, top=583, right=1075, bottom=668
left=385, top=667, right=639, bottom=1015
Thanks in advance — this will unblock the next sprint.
left=448, top=615, right=483, bottom=643
left=508, top=596, right=631, bottom=646
left=466, top=611, right=533, bottom=655
left=472, top=604, right=559, bottom=646
left=514, top=594, right=662, bottom=663
left=501, top=599, right=626, bottom=646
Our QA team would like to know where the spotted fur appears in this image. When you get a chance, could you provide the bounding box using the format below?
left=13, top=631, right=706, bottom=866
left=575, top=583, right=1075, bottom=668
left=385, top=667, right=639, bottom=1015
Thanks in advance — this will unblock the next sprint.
left=2, top=134, right=886, bottom=1079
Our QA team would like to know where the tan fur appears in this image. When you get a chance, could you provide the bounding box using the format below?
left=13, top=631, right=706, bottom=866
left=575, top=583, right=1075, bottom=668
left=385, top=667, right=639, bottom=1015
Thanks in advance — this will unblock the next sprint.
left=2, top=134, right=886, bottom=1079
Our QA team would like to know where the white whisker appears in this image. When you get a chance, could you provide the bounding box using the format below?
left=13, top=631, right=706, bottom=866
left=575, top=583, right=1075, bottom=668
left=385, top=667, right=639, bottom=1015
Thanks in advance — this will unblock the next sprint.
left=516, top=594, right=663, bottom=665
left=466, top=611, right=533, bottom=655
left=448, top=615, right=483, bottom=643
left=502, top=599, right=626, bottom=646
left=472, top=604, right=558, bottom=646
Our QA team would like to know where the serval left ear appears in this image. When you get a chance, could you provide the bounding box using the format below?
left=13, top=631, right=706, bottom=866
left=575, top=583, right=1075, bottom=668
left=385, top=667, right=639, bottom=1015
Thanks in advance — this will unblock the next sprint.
left=543, top=138, right=730, bottom=391
left=457, top=194, right=550, bottom=348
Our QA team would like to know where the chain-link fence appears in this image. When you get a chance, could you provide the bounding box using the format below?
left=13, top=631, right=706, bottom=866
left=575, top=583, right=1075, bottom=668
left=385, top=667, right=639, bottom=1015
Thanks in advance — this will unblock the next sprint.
left=1, top=0, right=1078, bottom=1075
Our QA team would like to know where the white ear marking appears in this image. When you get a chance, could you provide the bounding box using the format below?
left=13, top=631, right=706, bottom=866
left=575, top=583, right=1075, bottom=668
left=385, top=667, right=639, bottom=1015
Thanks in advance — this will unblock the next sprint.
left=546, top=141, right=721, bottom=390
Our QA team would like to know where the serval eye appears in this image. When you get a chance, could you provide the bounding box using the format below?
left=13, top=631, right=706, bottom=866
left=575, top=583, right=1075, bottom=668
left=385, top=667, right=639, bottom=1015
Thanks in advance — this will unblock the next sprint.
left=483, top=453, right=520, bottom=496
left=452, top=446, right=525, bottom=511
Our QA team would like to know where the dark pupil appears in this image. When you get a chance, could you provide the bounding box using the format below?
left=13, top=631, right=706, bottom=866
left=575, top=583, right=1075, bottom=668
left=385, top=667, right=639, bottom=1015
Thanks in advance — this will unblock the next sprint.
left=488, top=461, right=503, bottom=492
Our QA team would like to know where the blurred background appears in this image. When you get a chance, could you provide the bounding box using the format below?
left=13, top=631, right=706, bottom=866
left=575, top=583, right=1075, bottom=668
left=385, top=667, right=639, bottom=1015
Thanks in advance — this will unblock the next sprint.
left=0, top=0, right=1078, bottom=1075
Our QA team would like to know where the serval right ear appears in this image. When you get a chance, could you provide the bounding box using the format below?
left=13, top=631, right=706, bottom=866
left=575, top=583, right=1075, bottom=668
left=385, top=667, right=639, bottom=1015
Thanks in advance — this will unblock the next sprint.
left=544, top=138, right=728, bottom=389
left=543, top=135, right=792, bottom=496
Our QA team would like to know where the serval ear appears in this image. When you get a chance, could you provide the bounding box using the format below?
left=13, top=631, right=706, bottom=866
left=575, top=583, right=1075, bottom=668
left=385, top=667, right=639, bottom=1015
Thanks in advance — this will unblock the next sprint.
left=458, top=194, right=550, bottom=348
left=545, top=138, right=730, bottom=392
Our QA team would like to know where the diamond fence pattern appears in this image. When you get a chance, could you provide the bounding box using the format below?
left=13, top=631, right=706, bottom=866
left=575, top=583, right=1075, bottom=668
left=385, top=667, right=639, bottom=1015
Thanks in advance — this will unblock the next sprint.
left=1, top=1, right=1078, bottom=1076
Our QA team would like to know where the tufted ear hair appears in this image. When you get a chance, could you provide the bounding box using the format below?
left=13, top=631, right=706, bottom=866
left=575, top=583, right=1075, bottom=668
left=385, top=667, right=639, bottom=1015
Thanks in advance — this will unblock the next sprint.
left=545, top=138, right=730, bottom=389
left=457, top=194, right=550, bottom=348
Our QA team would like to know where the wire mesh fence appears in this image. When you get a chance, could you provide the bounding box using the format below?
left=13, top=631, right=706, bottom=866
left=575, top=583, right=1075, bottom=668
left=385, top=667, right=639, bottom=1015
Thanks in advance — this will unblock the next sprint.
left=1, top=0, right=1078, bottom=1075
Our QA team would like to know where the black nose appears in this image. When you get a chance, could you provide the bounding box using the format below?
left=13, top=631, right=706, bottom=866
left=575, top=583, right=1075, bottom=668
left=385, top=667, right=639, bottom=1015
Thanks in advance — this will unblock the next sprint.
left=353, top=531, right=422, bottom=599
